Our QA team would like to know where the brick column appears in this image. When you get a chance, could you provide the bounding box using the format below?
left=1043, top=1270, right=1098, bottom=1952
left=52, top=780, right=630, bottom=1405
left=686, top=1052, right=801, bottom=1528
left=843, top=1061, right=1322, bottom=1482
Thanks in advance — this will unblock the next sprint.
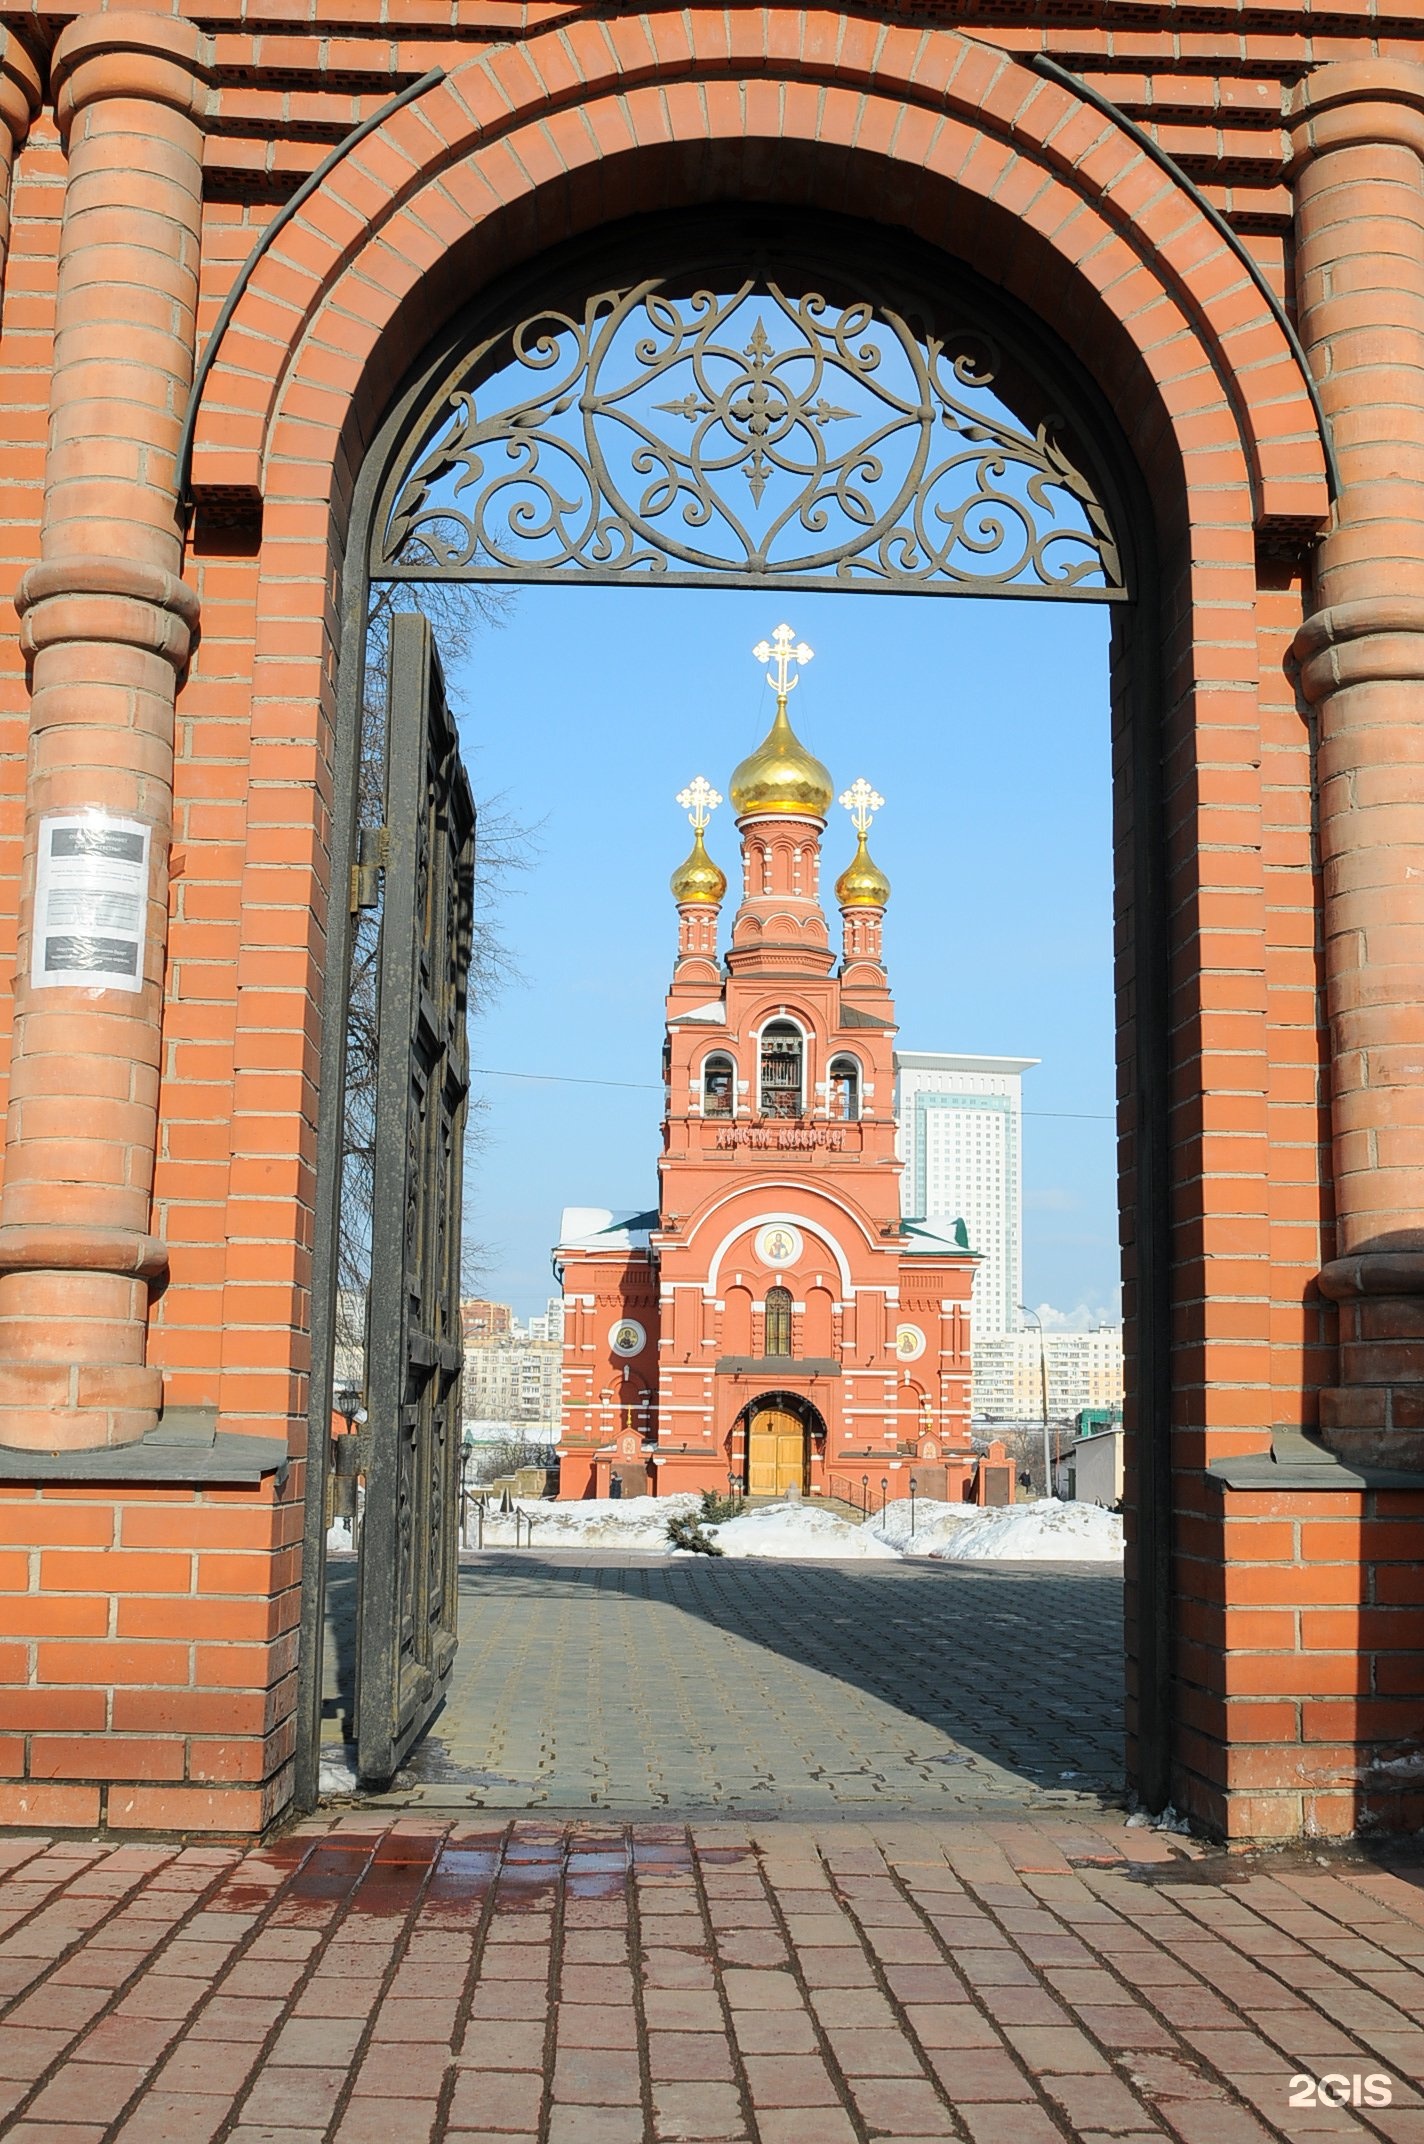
left=1291, top=63, right=1424, bottom=1464
left=0, top=10, right=207, bottom=1450
left=0, top=28, right=41, bottom=298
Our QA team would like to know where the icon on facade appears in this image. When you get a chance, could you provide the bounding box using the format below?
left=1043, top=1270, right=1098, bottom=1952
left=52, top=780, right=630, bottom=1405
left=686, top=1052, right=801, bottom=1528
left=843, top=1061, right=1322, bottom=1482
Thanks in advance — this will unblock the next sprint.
left=896, top=1323, right=926, bottom=1361
left=609, top=1319, right=646, bottom=1357
left=756, top=1223, right=802, bottom=1268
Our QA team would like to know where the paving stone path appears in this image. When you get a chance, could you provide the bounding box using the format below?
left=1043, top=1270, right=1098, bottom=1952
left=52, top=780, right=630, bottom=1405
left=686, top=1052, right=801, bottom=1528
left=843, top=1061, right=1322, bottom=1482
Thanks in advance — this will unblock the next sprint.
left=2, top=1812, right=1423, bottom=2142
left=324, top=1551, right=1125, bottom=1813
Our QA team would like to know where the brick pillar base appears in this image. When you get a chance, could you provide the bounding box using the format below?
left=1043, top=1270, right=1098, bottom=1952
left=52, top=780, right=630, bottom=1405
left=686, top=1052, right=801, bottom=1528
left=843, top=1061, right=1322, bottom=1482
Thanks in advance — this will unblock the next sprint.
left=0, top=1474, right=298, bottom=1832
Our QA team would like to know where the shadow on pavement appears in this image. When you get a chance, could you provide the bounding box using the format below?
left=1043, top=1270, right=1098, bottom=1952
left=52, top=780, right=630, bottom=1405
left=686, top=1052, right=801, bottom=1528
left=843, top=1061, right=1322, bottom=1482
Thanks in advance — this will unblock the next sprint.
left=323, top=1545, right=1124, bottom=1815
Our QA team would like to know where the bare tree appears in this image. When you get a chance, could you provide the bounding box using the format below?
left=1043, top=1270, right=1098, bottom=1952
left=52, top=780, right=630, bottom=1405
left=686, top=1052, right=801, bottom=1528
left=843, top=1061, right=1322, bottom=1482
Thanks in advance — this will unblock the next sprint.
left=468, top=1434, right=557, bottom=1486
left=337, top=581, right=540, bottom=1315
left=979, top=1420, right=1073, bottom=1496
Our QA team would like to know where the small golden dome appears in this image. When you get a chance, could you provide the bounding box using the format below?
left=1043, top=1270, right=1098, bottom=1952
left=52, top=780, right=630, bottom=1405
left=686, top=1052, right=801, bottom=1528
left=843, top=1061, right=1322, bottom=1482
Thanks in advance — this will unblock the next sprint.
left=729, top=698, right=834, bottom=821
left=835, top=829, right=891, bottom=909
left=670, top=825, right=727, bottom=906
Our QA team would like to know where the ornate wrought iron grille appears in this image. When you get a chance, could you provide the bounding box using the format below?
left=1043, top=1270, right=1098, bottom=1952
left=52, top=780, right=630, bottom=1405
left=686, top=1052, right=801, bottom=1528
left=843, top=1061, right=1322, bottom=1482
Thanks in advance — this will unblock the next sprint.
left=373, top=276, right=1124, bottom=599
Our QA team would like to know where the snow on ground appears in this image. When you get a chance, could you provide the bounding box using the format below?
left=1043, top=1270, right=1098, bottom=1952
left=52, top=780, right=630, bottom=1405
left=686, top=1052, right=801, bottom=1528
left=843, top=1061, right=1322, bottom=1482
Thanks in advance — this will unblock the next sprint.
left=866, top=1497, right=975, bottom=1554
left=705, top=1503, right=901, bottom=1560
left=459, top=1492, right=1121, bottom=1561
left=473, top=1493, right=700, bottom=1553
left=924, top=1497, right=1123, bottom=1563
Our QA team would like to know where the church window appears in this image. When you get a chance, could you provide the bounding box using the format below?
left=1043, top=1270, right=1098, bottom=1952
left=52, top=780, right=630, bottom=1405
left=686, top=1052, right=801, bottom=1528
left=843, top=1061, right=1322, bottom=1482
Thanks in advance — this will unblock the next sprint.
left=828, top=1056, right=861, bottom=1121
left=702, top=1054, right=735, bottom=1117
left=759, top=1021, right=803, bottom=1118
left=764, top=1286, right=793, bottom=1358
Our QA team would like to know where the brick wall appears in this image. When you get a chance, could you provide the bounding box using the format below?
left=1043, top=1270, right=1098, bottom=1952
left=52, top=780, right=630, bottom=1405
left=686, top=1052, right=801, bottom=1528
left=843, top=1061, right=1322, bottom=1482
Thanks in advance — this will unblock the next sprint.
left=0, top=1479, right=300, bottom=1831
left=1175, top=1489, right=1424, bottom=1838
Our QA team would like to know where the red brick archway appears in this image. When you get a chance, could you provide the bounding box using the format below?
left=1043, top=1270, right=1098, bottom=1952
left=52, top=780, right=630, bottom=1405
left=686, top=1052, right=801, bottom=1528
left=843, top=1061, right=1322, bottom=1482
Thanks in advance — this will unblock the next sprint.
left=0, top=3, right=1420, bottom=1846
left=195, top=17, right=1328, bottom=1836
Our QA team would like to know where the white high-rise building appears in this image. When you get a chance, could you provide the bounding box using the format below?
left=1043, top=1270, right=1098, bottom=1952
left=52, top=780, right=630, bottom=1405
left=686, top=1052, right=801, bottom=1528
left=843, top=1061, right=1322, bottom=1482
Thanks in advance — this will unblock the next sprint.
left=970, top=1326, right=1124, bottom=1420
left=526, top=1296, right=566, bottom=1345
left=459, top=1295, right=567, bottom=1435
left=894, top=1051, right=1037, bottom=1337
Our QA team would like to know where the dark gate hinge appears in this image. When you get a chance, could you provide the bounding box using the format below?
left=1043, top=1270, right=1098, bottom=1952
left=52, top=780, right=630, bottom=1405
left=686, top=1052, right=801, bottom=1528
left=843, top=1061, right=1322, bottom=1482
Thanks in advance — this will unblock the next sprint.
left=350, top=825, right=389, bottom=911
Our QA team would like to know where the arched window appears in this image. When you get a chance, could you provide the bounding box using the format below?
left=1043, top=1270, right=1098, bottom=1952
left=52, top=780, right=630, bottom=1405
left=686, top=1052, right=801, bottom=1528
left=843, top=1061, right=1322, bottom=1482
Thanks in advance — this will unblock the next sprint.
left=759, top=1021, right=803, bottom=1118
left=828, top=1055, right=861, bottom=1122
left=702, top=1054, right=735, bottom=1118
left=764, top=1286, right=793, bottom=1358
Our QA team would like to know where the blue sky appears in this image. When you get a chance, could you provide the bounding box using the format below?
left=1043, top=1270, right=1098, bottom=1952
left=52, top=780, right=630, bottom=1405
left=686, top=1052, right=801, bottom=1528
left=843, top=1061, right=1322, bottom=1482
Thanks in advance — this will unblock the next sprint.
left=444, top=583, right=1118, bottom=1325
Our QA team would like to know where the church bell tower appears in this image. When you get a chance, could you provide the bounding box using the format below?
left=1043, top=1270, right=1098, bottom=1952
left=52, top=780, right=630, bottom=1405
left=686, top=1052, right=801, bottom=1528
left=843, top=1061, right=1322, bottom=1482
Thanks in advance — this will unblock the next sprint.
left=555, top=626, right=975, bottom=1503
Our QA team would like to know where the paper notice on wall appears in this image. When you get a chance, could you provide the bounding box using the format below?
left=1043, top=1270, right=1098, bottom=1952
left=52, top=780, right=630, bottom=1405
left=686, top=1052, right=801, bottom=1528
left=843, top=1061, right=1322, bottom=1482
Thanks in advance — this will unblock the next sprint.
left=31, top=813, right=150, bottom=993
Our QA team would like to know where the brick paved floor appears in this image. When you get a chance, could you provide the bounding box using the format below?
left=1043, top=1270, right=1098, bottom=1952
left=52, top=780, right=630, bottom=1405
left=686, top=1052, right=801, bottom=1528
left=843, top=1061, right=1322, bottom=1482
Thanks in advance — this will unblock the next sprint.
left=2, top=1812, right=1424, bottom=2142
left=323, top=1552, right=1124, bottom=1814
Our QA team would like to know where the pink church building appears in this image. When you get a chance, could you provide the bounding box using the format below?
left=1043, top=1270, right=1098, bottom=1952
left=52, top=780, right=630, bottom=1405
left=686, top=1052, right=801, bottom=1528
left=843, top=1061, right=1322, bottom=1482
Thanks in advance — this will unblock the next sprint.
left=554, top=629, right=979, bottom=1504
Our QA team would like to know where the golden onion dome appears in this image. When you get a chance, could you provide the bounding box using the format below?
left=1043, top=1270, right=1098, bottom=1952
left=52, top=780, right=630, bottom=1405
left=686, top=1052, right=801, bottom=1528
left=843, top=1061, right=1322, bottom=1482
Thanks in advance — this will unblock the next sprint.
left=835, top=829, right=891, bottom=909
left=669, top=825, right=727, bottom=906
left=729, top=698, right=834, bottom=821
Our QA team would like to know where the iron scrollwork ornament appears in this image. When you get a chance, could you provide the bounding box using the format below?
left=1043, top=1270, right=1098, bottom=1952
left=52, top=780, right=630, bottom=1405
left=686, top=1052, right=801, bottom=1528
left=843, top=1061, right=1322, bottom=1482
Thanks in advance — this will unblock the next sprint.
left=375, top=278, right=1123, bottom=598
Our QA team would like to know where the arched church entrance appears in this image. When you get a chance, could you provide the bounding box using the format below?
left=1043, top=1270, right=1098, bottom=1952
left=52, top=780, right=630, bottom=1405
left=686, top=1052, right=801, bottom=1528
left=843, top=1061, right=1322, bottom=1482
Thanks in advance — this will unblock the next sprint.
left=741, top=1394, right=823, bottom=1500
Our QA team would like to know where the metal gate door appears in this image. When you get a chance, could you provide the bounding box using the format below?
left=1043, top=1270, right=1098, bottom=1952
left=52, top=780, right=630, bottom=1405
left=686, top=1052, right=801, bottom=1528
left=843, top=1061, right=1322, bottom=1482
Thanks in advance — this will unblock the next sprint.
left=356, top=611, right=474, bottom=1781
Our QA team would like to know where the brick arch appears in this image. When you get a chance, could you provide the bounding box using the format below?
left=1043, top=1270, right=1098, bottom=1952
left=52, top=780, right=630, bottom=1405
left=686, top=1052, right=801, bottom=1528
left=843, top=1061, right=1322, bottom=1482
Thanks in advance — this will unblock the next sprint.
left=197, top=6, right=1325, bottom=1836
left=191, top=14, right=1328, bottom=538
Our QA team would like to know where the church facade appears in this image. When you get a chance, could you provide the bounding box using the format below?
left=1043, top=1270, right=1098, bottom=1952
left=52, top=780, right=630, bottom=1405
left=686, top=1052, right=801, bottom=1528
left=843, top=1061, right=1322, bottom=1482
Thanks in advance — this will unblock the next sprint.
left=555, top=630, right=977, bottom=1504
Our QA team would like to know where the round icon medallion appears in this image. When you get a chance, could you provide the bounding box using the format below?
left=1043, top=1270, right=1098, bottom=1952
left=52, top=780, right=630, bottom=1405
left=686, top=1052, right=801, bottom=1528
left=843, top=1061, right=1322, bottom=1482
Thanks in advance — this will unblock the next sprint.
left=609, top=1319, right=646, bottom=1357
left=895, top=1323, right=927, bottom=1362
left=755, top=1223, right=802, bottom=1268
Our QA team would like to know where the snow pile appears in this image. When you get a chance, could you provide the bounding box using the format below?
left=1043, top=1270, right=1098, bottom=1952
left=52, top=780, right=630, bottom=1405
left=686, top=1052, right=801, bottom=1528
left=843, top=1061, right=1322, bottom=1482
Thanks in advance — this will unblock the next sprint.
left=925, top=1497, right=1123, bottom=1563
left=471, top=1495, right=898, bottom=1560
left=473, top=1493, right=699, bottom=1553
left=705, top=1502, right=902, bottom=1560
left=1126, top=1802, right=1194, bottom=1834
left=866, top=1497, right=976, bottom=1555
left=462, top=1492, right=1120, bottom=1563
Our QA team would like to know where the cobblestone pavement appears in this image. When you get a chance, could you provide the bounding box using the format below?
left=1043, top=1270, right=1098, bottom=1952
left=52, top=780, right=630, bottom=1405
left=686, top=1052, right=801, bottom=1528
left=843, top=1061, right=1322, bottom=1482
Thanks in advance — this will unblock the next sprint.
left=2, top=1812, right=1424, bottom=2143
left=324, top=1552, right=1124, bottom=1814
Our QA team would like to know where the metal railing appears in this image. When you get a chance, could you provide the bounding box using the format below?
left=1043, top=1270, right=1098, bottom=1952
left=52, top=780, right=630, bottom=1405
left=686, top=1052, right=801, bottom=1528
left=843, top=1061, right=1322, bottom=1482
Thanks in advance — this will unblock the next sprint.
left=460, top=1498, right=540, bottom=1552
left=827, top=1472, right=893, bottom=1520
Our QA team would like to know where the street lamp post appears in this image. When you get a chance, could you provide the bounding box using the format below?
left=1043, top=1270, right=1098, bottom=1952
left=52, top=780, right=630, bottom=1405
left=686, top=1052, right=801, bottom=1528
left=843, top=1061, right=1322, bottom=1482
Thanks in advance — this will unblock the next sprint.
left=1017, top=1306, right=1053, bottom=1500
left=333, top=1385, right=367, bottom=1542
left=909, top=1474, right=918, bottom=1538
left=460, top=1431, right=474, bottom=1549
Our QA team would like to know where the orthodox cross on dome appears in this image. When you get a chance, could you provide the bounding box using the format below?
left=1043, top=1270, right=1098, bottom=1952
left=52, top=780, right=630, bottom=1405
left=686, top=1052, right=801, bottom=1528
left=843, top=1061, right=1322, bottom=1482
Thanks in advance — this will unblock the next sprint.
left=840, top=777, right=885, bottom=835
left=676, top=775, right=722, bottom=831
left=753, top=623, right=813, bottom=699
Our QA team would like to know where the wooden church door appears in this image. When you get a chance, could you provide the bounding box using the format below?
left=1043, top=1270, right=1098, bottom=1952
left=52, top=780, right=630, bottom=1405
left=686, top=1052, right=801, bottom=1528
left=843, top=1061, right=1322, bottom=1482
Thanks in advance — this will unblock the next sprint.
left=748, top=1405, right=806, bottom=1496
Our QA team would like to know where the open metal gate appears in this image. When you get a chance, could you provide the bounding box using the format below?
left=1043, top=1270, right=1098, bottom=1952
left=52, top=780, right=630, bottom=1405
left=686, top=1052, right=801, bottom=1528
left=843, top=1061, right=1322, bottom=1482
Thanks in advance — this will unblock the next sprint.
left=356, top=611, right=474, bottom=1781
